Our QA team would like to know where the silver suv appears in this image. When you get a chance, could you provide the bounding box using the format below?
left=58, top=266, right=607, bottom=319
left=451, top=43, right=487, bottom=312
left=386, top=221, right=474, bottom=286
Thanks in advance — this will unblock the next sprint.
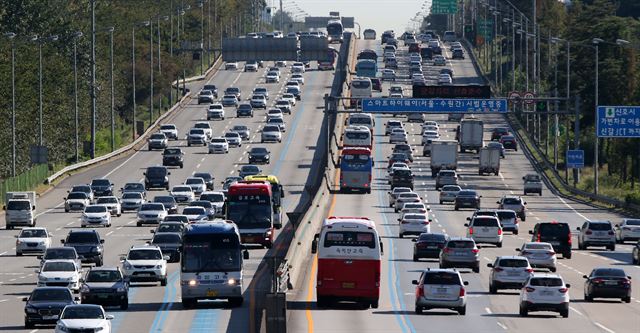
left=439, top=238, right=480, bottom=273
left=497, top=195, right=527, bottom=221
left=435, top=170, right=458, bottom=190
left=413, top=269, right=468, bottom=315
left=577, top=220, right=616, bottom=251
left=488, top=256, right=533, bottom=294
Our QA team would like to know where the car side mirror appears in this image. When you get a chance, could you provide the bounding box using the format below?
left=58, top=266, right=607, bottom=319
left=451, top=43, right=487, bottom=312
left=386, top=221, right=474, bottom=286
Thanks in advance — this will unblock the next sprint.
left=120, top=256, right=126, bottom=261
left=487, top=263, right=493, bottom=268
left=583, top=275, right=588, bottom=279
left=143, top=173, right=146, bottom=176
left=100, top=239, right=105, bottom=244
left=37, top=255, right=42, bottom=259
left=34, top=269, right=40, bottom=273
left=150, top=230, right=155, bottom=233
left=528, top=230, right=533, bottom=235
left=466, top=217, right=471, bottom=221
left=146, top=241, right=151, bottom=244
left=397, top=218, right=401, bottom=222
left=60, top=240, right=65, bottom=244
left=14, top=235, right=18, bottom=238
left=106, top=315, right=115, bottom=320
left=522, top=176, right=525, bottom=180
left=479, top=195, right=483, bottom=198
left=464, top=223, right=469, bottom=227
left=411, top=239, right=417, bottom=242
left=576, top=227, right=581, bottom=231
left=22, top=297, right=28, bottom=302
left=496, top=201, right=500, bottom=204
left=463, top=281, right=469, bottom=286
left=243, top=250, right=250, bottom=260
left=168, top=172, right=171, bottom=175
left=412, top=279, right=418, bottom=285
left=32, top=205, right=36, bottom=210
left=63, top=197, right=67, bottom=200
left=163, top=255, right=170, bottom=261
left=565, top=284, right=571, bottom=288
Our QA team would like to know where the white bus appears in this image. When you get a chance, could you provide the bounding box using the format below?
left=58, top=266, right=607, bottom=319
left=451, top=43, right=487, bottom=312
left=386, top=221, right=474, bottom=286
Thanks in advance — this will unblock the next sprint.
left=342, top=125, right=373, bottom=149
left=311, top=216, right=382, bottom=308
left=347, top=113, right=375, bottom=132
left=349, top=77, right=372, bottom=108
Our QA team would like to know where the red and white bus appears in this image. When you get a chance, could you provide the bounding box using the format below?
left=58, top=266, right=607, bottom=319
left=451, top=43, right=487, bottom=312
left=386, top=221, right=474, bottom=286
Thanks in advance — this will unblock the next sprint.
left=225, top=181, right=274, bottom=249
left=311, top=216, right=382, bottom=308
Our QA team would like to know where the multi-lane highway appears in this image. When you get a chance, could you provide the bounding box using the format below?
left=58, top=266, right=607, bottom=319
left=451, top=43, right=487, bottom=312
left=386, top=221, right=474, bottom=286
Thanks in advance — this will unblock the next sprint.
left=287, top=38, right=640, bottom=333
left=0, top=58, right=335, bottom=332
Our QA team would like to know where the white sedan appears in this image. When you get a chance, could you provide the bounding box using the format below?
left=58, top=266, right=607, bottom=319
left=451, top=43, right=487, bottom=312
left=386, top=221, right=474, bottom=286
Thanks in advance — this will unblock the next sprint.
left=38, top=259, right=82, bottom=292
left=81, top=205, right=112, bottom=228
left=225, top=62, right=238, bottom=70
left=15, top=227, right=52, bottom=256
left=95, top=196, right=122, bottom=217
left=208, top=137, right=229, bottom=154
left=381, top=69, right=396, bottom=81
left=438, top=74, right=452, bottom=85
left=291, top=73, right=305, bottom=85
left=170, top=185, right=196, bottom=204
left=389, top=128, right=408, bottom=143
left=55, top=304, right=113, bottom=333
left=281, top=93, right=297, bottom=106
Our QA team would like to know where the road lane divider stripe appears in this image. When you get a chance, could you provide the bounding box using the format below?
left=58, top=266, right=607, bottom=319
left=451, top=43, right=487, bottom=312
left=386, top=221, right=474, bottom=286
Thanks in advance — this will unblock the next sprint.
left=594, top=322, right=615, bottom=333
left=147, top=271, right=180, bottom=333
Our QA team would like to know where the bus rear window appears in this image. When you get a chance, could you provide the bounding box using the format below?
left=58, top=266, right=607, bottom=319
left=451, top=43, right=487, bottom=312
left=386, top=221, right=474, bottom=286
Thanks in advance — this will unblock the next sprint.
left=324, top=231, right=375, bottom=248
left=351, top=81, right=371, bottom=89
left=345, top=132, right=370, bottom=140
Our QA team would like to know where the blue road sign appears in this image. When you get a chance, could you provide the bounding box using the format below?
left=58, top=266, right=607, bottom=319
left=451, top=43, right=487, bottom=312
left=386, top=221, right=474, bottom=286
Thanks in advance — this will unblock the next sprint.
left=566, top=150, right=584, bottom=169
left=361, top=98, right=508, bottom=113
left=596, top=106, right=640, bottom=138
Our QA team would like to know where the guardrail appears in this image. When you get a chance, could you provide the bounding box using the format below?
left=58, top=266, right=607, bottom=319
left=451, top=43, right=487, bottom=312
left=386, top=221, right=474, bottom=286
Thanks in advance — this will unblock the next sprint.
left=463, top=37, right=640, bottom=215
left=45, top=56, right=223, bottom=185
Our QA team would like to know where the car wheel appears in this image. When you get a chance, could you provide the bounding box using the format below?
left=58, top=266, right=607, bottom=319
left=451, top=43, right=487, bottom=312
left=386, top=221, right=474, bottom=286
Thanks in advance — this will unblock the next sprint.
left=316, top=296, right=329, bottom=308
left=96, top=258, right=103, bottom=267
left=182, top=298, right=196, bottom=309
left=120, top=299, right=129, bottom=310
left=454, top=206, right=459, bottom=211
left=458, top=306, right=466, bottom=315
left=472, top=266, right=480, bottom=273
left=229, top=297, right=244, bottom=307
left=560, top=309, right=569, bottom=318
left=489, top=283, right=497, bottom=294
left=519, top=303, right=528, bottom=317
left=564, top=251, right=572, bottom=259
left=161, top=276, right=168, bottom=286
left=514, top=230, right=519, bottom=235
left=550, top=267, right=557, bottom=273
left=16, top=252, right=22, bottom=256
left=496, top=242, right=503, bottom=248
left=399, top=233, right=403, bottom=238
left=370, top=300, right=379, bottom=309
left=608, top=244, right=616, bottom=251
left=623, top=296, right=631, bottom=303
left=415, top=305, right=423, bottom=314
left=25, top=320, right=34, bottom=329
left=65, top=208, right=70, bottom=212
left=136, top=222, right=142, bottom=227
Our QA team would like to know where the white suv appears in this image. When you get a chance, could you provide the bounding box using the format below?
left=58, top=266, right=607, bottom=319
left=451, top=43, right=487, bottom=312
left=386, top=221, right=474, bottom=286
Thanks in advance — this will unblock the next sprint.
left=488, top=256, right=533, bottom=294
left=398, top=213, right=430, bottom=238
left=15, top=227, right=52, bottom=256
left=207, top=103, right=225, bottom=120
left=465, top=216, right=503, bottom=247
left=577, top=220, right=616, bottom=251
left=121, top=245, right=169, bottom=286
left=519, top=273, right=570, bottom=318
left=413, top=269, right=468, bottom=315
left=208, top=137, right=229, bottom=154
left=37, top=259, right=82, bottom=292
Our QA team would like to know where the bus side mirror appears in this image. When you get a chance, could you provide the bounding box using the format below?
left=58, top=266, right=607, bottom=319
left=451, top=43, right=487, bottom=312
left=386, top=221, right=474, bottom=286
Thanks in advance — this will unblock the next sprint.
left=243, top=250, right=249, bottom=260
left=311, top=239, right=318, bottom=254
left=379, top=237, right=384, bottom=255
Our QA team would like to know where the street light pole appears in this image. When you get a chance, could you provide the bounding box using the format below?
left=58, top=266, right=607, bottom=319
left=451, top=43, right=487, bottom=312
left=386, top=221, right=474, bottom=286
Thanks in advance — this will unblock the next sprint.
left=90, top=0, right=96, bottom=159
left=72, top=32, right=83, bottom=161
left=149, top=21, right=154, bottom=125
left=593, top=37, right=603, bottom=196
left=107, top=28, right=115, bottom=152
left=132, top=26, right=137, bottom=140
left=4, top=32, right=16, bottom=176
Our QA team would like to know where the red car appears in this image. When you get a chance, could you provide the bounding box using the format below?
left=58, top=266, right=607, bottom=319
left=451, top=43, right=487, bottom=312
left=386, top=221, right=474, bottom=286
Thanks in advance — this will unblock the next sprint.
left=370, top=78, right=383, bottom=92
left=388, top=152, right=410, bottom=168
left=500, top=135, right=518, bottom=151
left=491, top=127, right=509, bottom=141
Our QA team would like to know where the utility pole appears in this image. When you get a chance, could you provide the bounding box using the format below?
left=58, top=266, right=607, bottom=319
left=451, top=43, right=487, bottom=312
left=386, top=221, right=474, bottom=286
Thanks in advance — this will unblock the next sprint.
left=132, top=27, right=137, bottom=140
left=90, top=0, right=97, bottom=159
left=72, top=32, right=83, bottom=161
left=150, top=21, right=154, bottom=125
left=108, top=28, right=115, bottom=152
left=5, top=32, right=16, bottom=176
left=593, top=39, right=602, bottom=195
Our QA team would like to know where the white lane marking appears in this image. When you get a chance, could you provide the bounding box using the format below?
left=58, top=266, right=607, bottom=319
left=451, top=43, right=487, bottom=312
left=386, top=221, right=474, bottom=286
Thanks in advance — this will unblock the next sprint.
left=556, top=195, right=590, bottom=221
left=9, top=278, right=16, bottom=282
left=66, top=222, right=74, bottom=226
left=484, top=307, right=492, bottom=314
left=196, top=163, right=201, bottom=169
left=29, top=330, right=38, bottom=333
left=534, top=216, right=540, bottom=221
left=0, top=251, right=6, bottom=256
left=483, top=257, right=492, bottom=262
left=499, top=172, right=505, bottom=181
left=569, top=306, right=583, bottom=316
left=117, top=226, right=123, bottom=230
left=594, top=323, right=615, bottom=333
left=0, top=299, right=8, bottom=303
left=104, top=149, right=142, bottom=178
left=509, top=190, right=514, bottom=194
left=496, top=322, right=507, bottom=330
left=105, top=231, right=114, bottom=237
left=200, top=157, right=206, bottom=162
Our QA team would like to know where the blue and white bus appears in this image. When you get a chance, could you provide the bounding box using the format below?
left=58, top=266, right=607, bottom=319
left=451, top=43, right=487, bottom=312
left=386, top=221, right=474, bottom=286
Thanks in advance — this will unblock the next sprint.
left=355, top=59, right=377, bottom=78
left=340, top=147, right=373, bottom=194
left=326, top=19, right=344, bottom=43
left=180, top=222, right=249, bottom=308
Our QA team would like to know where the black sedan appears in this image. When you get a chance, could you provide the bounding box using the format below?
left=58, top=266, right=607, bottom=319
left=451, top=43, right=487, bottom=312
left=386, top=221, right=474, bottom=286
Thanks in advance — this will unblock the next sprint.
left=194, top=172, right=215, bottom=191
left=454, top=190, right=481, bottom=210
left=81, top=267, right=129, bottom=309
left=413, top=233, right=449, bottom=261
left=248, top=147, right=271, bottom=164
left=633, top=240, right=640, bottom=265
left=150, top=232, right=182, bottom=263
left=24, top=287, right=77, bottom=328
left=500, top=135, right=518, bottom=151
left=583, top=268, right=632, bottom=303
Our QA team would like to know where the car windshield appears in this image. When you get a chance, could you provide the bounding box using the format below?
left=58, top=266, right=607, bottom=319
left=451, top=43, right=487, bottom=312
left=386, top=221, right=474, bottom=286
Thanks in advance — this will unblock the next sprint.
left=30, top=289, right=72, bottom=302
left=153, top=234, right=182, bottom=244
left=252, top=148, right=268, bottom=154
left=160, top=125, right=176, bottom=130
left=404, top=214, right=426, bottom=220
left=164, top=215, right=188, bottom=223
left=424, top=272, right=460, bottom=285
left=223, top=95, right=235, bottom=99
left=225, top=132, right=240, bottom=138
left=124, top=183, right=144, bottom=190
left=538, top=223, right=569, bottom=236
left=592, top=269, right=626, bottom=277
left=498, top=259, right=528, bottom=267
left=150, top=134, right=165, bottom=140
left=418, top=233, right=446, bottom=242
left=85, top=206, right=107, bottom=213
left=398, top=193, right=419, bottom=199
left=7, top=200, right=31, bottom=210
left=154, top=197, right=175, bottom=205
left=588, top=222, right=612, bottom=230
left=211, top=138, right=227, bottom=143
left=146, top=168, right=167, bottom=177
left=472, top=218, right=498, bottom=227
left=524, top=242, right=552, bottom=250
left=61, top=306, right=104, bottom=319
left=242, top=166, right=260, bottom=172
left=442, top=186, right=460, bottom=192
left=264, top=126, right=280, bottom=132
left=45, top=248, right=76, bottom=260
left=530, top=278, right=563, bottom=287
left=502, top=198, right=521, bottom=205
left=201, top=193, right=224, bottom=202
left=458, top=190, right=477, bottom=196
left=173, top=186, right=192, bottom=192
left=497, top=211, right=517, bottom=220
left=86, top=270, right=122, bottom=282
left=68, top=192, right=88, bottom=200
left=447, top=241, right=475, bottom=249
left=183, top=207, right=205, bottom=215
left=128, top=250, right=161, bottom=260
left=190, top=129, right=205, bottom=135
left=625, top=219, right=640, bottom=226
left=141, top=203, right=164, bottom=211
left=43, top=261, right=75, bottom=272
left=191, top=201, right=212, bottom=208
left=72, top=185, right=91, bottom=193
left=91, top=179, right=110, bottom=186
left=96, top=197, right=117, bottom=204
left=164, top=148, right=181, bottom=155
left=158, top=224, right=183, bottom=233
left=194, top=174, right=212, bottom=182
left=186, top=179, right=203, bottom=185
left=20, top=229, right=47, bottom=238
left=66, top=233, right=98, bottom=243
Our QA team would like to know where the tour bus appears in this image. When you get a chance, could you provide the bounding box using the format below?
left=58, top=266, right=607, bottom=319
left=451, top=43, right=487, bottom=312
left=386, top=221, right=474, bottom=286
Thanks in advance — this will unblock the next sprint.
left=180, top=222, right=249, bottom=308
left=339, top=147, right=373, bottom=193
left=243, top=175, right=284, bottom=229
left=355, top=59, right=377, bottom=78
left=326, top=19, right=344, bottom=43
left=346, top=113, right=375, bottom=133
left=311, top=216, right=382, bottom=308
left=225, top=181, right=274, bottom=248
left=342, top=125, right=373, bottom=149
left=318, top=49, right=336, bottom=71
left=349, top=77, right=372, bottom=108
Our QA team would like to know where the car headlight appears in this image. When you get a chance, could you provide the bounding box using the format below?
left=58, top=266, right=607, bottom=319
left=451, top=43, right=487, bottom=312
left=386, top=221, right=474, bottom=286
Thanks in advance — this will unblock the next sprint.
left=57, top=323, right=68, bottom=332
left=92, top=247, right=101, bottom=253
left=154, top=265, right=163, bottom=269
left=123, top=262, right=133, bottom=270
left=80, top=285, right=90, bottom=293
left=228, top=278, right=236, bottom=286
left=117, top=286, right=127, bottom=293
left=25, top=306, right=38, bottom=314
left=38, top=275, right=47, bottom=282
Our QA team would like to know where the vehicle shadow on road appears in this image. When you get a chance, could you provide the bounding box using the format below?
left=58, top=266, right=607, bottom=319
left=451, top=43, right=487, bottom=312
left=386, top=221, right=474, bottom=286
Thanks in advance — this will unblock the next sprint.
left=481, top=313, right=523, bottom=318
left=373, top=310, right=458, bottom=316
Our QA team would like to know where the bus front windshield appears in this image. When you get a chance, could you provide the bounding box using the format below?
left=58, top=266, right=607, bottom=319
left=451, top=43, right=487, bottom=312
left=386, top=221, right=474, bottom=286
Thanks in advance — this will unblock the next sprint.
left=182, top=242, right=241, bottom=273
left=227, top=195, right=272, bottom=229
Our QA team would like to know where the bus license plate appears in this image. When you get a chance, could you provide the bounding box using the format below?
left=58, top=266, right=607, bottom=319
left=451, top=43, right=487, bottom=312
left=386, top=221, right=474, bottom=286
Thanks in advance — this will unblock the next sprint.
left=342, top=282, right=355, bottom=289
left=206, top=290, right=218, bottom=297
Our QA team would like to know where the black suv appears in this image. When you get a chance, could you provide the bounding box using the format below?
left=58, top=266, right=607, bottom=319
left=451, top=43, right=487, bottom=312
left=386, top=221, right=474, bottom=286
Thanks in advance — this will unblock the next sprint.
left=203, top=84, right=218, bottom=98
left=162, top=148, right=184, bottom=168
left=24, top=287, right=77, bottom=328
left=144, top=166, right=170, bottom=190
left=530, top=222, right=572, bottom=259
left=237, top=103, right=254, bottom=117
left=248, top=147, right=271, bottom=164
left=194, top=172, right=214, bottom=190
left=90, top=178, right=114, bottom=197
left=391, top=168, right=414, bottom=190
left=81, top=267, right=129, bottom=310
left=153, top=195, right=178, bottom=214
left=61, top=230, right=105, bottom=266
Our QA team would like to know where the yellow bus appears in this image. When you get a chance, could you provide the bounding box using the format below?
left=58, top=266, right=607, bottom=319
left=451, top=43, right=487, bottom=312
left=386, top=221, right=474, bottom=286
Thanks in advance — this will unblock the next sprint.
left=244, top=175, right=284, bottom=228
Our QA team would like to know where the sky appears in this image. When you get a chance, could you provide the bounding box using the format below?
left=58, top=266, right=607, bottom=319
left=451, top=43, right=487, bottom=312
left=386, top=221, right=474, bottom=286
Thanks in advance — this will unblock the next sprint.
left=268, top=0, right=430, bottom=36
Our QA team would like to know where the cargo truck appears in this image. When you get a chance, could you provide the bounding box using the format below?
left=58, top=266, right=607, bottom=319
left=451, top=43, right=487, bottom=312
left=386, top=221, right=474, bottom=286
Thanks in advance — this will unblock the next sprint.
left=430, top=140, right=458, bottom=177
left=459, top=118, right=484, bottom=153
left=4, top=191, right=37, bottom=229
left=478, top=147, right=501, bottom=175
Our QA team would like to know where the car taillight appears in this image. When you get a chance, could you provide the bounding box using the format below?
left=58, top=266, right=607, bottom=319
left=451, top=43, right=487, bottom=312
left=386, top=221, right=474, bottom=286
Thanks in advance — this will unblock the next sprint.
left=559, top=288, right=568, bottom=293
left=421, top=221, right=429, bottom=225
left=547, top=251, right=556, bottom=256
left=437, top=244, right=444, bottom=249
left=620, top=279, right=631, bottom=286
left=592, top=278, right=605, bottom=284
left=401, top=220, right=409, bottom=224
left=471, top=248, right=479, bottom=254
left=493, top=267, right=504, bottom=272
left=443, top=247, right=451, bottom=253
left=567, top=233, right=572, bottom=245
left=536, top=234, right=541, bottom=242
left=497, top=229, right=503, bottom=235
left=586, top=230, right=593, bottom=235
left=525, top=287, right=535, bottom=293
left=514, top=219, right=519, bottom=224
left=459, top=287, right=466, bottom=297
left=525, top=268, right=534, bottom=273
left=468, top=227, right=474, bottom=235
left=416, top=286, right=424, bottom=298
